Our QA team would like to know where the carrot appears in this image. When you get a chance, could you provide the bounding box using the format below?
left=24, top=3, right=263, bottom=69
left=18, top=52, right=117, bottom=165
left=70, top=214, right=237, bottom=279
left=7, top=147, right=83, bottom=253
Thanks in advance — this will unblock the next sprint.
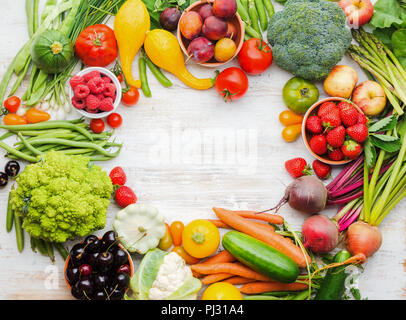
left=222, top=276, right=255, bottom=285
left=197, top=250, right=236, bottom=265
left=191, top=262, right=272, bottom=282
left=215, top=208, right=283, bottom=225
left=239, top=281, right=308, bottom=294
left=201, top=273, right=234, bottom=285
left=213, top=207, right=310, bottom=268
left=206, top=219, right=231, bottom=229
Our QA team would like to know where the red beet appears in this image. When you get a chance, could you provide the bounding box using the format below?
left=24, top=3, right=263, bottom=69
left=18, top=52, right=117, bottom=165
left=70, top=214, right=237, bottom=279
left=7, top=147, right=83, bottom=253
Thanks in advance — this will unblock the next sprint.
left=302, top=215, right=339, bottom=254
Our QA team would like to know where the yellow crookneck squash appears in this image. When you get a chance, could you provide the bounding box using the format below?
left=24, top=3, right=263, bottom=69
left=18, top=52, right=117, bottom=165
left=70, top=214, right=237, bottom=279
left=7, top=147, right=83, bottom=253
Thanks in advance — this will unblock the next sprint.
left=144, top=29, right=214, bottom=90
left=114, top=0, right=150, bottom=88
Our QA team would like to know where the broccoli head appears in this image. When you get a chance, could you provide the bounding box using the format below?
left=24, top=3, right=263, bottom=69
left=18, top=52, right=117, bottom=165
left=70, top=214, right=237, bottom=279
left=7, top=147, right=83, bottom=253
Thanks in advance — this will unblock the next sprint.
left=267, top=0, right=352, bottom=81
left=11, top=151, right=113, bottom=243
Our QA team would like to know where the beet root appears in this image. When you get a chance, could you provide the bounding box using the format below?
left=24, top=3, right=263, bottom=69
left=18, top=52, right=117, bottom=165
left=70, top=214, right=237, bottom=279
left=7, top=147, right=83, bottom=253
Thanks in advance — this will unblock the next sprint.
left=302, top=215, right=339, bottom=253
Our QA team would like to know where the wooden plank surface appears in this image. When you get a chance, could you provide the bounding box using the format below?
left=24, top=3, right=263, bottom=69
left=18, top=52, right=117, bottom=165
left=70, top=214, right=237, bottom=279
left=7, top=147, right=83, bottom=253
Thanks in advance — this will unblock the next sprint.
left=0, top=0, right=404, bottom=300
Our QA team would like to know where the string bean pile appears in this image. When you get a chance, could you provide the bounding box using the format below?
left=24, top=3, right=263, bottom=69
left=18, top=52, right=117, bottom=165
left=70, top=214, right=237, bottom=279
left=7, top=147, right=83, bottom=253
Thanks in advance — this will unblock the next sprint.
left=0, top=118, right=122, bottom=162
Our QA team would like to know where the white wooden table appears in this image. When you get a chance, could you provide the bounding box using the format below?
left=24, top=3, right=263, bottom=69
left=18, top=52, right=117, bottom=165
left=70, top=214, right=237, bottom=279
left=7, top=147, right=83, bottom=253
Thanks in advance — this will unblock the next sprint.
left=0, top=0, right=404, bottom=300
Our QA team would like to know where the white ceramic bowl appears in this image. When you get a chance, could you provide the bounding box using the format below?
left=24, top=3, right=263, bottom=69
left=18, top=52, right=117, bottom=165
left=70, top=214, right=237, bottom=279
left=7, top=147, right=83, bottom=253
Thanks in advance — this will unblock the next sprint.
left=68, top=66, right=122, bottom=119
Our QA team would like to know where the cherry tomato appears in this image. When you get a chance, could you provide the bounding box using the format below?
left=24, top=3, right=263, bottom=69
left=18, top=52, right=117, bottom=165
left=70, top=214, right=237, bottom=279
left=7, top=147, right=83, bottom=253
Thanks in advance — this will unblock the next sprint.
left=122, top=87, right=139, bottom=106
left=3, top=114, right=27, bottom=125
left=238, top=38, right=273, bottom=75
left=4, top=96, right=21, bottom=113
left=171, top=246, right=200, bottom=265
left=158, top=223, right=173, bottom=251
left=106, top=113, right=122, bottom=128
left=215, top=67, right=249, bottom=102
left=170, top=221, right=184, bottom=246
left=90, top=119, right=105, bottom=133
left=25, top=108, right=50, bottom=124
left=282, top=124, right=302, bottom=142
left=117, top=73, right=124, bottom=83
left=279, top=110, right=304, bottom=127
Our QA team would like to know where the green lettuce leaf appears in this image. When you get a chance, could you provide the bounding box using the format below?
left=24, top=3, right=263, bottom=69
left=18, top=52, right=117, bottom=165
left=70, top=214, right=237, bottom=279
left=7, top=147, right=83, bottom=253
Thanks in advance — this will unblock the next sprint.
left=130, top=248, right=167, bottom=300
left=370, top=0, right=406, bottom=29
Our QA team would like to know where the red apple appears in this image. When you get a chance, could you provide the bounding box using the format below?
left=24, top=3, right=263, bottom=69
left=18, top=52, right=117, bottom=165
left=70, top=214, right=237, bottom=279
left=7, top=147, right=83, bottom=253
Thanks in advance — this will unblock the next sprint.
left=338, top=0, right=373, bottom=28
left=351, top=81, right=387, bottom=116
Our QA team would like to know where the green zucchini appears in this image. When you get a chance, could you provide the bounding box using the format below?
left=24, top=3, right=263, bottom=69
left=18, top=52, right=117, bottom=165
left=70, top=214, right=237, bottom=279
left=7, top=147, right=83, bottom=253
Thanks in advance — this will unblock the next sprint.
left=222, top=231, right=299, bottom=283
left=314, top=250, right=351, bottom=300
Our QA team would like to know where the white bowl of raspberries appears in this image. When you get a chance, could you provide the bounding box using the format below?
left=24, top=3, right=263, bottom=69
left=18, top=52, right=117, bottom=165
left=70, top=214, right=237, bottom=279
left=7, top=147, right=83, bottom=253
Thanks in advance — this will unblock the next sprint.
left=69, top=67, right=122, bottom=119
left=302, top=97, right=368, bottom=165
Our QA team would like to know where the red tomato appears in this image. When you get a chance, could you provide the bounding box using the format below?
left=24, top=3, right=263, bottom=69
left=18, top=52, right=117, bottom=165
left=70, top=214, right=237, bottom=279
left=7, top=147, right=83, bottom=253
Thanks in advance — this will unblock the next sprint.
left=237, top=38, right=273, bottom=75
left=215, top=67, right=249, bottom=102
left=106, top=113, right=122, bottom=128
left=4, top=96, right=21, bottom=113
left=75, top=24, right=118, bottom=67
left=90, top=119, right=105, bottom=133
left=122, top=87, right=140, bottom=106
left=117, top=73, right=124, bottom=83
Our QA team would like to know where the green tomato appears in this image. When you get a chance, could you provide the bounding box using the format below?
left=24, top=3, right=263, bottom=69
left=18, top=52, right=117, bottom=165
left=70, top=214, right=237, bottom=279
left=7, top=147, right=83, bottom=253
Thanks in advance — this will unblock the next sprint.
left=282, top=77, right=319, bottom=114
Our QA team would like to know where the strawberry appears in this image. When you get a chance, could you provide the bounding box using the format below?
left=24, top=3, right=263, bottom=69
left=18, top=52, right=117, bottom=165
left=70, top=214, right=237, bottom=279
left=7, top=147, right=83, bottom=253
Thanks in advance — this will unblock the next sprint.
left=115, top=186, right=137, bottom=208
left=341, top=140, right=363, bottom=159
left=309, top=135, right=328, bottom=155
left=285, top=158, right=312, bottom=178
left=109, top=166, right=127, bottom=186
left=318, top=102, right=338, bottom=118
left=347, top=123, right=368, bottom=143
left=326, top=125, right=346, bottom=148
left=305, top=116, right=323, bottom=134
left=328, top=148, right=345, bottom=161
left=321, top=108, right=341, bottom=129
left=357, top=113, right=368, bottom=125
left=338, top=101, right=358, bottom=127
left=312, top=160, right=331, bottom=179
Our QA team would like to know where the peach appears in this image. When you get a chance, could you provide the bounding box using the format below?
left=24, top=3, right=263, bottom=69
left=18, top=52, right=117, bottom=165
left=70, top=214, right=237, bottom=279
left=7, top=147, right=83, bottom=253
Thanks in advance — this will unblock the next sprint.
left=323, top=65, right=358, bottom=99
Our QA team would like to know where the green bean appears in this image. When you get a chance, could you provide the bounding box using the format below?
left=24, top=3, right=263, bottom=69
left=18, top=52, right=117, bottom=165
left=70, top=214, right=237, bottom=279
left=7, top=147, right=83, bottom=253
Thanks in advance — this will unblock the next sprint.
left=15, top=133, right=78, bottom=144
left=243, top=295, right=283, bottom=300
left=255, top=0, right=268, bottom=31
left=237, top=0, right=251, bottom=24
left=290, top=290, right=310, bottom=300
left=9, top=58, right=31, bottom=97
left=33, top=0, right=39, bottom=33
left=145, top=56, right=173, bottom=87
left=30, top=236, right=37, bottom=253
left=6, top=191, right=14, bottom=233
left=13, top=129, right=73, bottom=137
left=244, top=22, right=262, bottom=39
left=263, top=0, right=275, bottom=18
left=28, top=138, right=120, bottom=157
left=54, top=243, right=69, bottom=261
left=0, top=121, right=93, bottom=141
left=261, top=291, right=295, bottom=297
left=0, top=132, right=15, bottom=141
left=17, top=133, right=43, bottom=156
left=139, top=56, right=152, bottom=97
left=0, top=46, right=24, bottom=106
left=0, top=141, right=38, bottom=162
left=35, top=239, right=48, bottom=255
left=14, top=212, right=24, bottom=252
left=248, top=0, right=261, bottom=34
left=25, top=0, right=34, bottom=37
left=89, top=155, right=116, bottom=161
left=44, top=241, right=55, bottom=263
left=241, top=0, right=249, bottom=12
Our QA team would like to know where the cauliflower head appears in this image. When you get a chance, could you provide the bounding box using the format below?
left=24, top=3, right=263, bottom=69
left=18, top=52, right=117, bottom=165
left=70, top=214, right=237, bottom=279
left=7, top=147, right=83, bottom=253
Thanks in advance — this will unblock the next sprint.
left=11, top=151, right=113, bottom=243
left=266, top=0, right=352, bottom=81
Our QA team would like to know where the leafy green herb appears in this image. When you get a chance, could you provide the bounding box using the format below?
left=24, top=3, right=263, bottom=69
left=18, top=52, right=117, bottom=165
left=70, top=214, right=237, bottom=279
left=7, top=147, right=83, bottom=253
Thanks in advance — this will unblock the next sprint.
left=368, top=115, right=397, bottom=133
left=370, top=134, right=401, bottom=153
left=364, top=137, right=377, bottom=168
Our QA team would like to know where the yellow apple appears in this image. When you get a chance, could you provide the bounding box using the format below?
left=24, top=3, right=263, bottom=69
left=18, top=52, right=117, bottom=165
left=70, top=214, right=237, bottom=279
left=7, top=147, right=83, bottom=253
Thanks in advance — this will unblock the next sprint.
left=351, top=81, right=387, bottom=116
left=323, top=65, right=358, bottom=98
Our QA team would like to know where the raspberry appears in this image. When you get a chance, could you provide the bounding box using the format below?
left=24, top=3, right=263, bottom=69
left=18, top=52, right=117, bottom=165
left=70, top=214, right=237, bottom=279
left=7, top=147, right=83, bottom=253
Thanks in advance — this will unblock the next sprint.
left=86, top=94, right=100, bottom=110
left=101, top=75, right=112, bottom=83
left=103, top=83, right=116, bottom=98
left=99, top=97, right=114, bottom=112
left=87, top=77, right=105, bottom=94
left=69, top=75, right=85, bottom=89
left=85, top=108, right=99, bottom=114
left=96, top=93, right=105, bottom=100
left=83, top=70, right=101, bottom=82
left=73, top=84, right=90, bottom=99
left=71, top=97, right=86, bottom=110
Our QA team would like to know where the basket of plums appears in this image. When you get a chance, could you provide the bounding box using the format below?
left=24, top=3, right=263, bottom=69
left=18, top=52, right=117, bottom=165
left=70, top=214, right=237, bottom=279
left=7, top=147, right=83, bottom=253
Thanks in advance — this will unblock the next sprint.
left=64, top=230, right=134, bottom=300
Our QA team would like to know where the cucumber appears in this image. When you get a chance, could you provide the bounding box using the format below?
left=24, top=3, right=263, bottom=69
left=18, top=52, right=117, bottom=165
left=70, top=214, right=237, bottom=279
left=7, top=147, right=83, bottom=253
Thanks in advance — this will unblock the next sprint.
left=222, top=231, right=299, bottom=284
left=314, top=250, right=351, bottom=300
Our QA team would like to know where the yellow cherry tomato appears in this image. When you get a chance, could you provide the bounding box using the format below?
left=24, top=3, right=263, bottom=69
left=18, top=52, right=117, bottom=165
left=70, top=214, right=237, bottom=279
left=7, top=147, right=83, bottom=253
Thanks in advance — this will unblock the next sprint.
left=170, top=221, right=184, bottom=246
left=182, top=219, right=220, bottom=259
left=214, top=38, right=237, bottom=63
left=171, top=246, right=201, bottom=264
left=202, top=282, right=243, bottom=300
left=279, top=110, right=304, bottom=127
left=158, top=223, right=173, bottom=251
left=282, top=123, right=302, bottom=142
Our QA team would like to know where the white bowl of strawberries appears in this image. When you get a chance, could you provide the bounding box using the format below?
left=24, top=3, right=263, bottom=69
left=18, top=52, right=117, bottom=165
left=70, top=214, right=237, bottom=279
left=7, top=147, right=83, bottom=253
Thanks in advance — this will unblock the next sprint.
left=302, top=97, right=368, bottom=165
left=69, top=67, right=122, bottom=119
